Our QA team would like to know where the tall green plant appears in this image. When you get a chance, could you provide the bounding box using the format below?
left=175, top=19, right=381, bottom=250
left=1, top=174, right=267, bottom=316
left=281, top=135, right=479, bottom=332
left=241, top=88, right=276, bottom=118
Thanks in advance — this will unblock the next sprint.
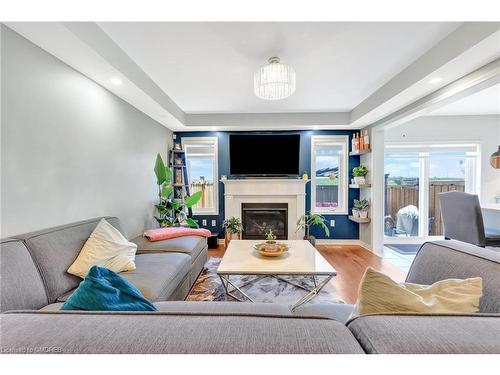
left=153, top=153, right=202, bottom=228
left=296, top=212, right=330, bottom=238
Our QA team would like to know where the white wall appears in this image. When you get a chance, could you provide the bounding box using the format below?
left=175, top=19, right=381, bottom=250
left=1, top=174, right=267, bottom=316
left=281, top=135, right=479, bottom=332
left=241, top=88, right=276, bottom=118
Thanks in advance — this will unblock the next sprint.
left=1, top=26, right=173, bottom=238
left=385, top=115, right=500, bottom=204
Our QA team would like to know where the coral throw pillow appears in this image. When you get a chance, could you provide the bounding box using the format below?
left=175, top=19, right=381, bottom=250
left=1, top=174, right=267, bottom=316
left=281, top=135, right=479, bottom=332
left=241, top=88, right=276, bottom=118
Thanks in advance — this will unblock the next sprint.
left=352, top=267, right=482, bottom=317
left=68, top=218, right=137, bottom=278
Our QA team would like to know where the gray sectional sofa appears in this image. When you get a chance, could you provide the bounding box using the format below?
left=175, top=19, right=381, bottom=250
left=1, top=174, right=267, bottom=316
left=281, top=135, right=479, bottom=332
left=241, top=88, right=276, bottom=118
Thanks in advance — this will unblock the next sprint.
left=1, top=217, right=499, bottom=354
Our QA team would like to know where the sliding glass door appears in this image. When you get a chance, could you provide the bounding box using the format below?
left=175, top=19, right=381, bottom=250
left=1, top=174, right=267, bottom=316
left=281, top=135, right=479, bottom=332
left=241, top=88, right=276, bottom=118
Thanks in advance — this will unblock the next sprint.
left=384, top=144, right=479, bottom=241
left=384, top=152, right=420, bottom=238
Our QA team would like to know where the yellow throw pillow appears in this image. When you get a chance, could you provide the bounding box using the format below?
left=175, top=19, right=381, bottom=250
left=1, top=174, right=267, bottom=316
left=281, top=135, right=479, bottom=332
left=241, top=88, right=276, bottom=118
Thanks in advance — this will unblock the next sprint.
left=68, top=219, right=137, bottom=278
left=352, top=267, right=482, bottom=317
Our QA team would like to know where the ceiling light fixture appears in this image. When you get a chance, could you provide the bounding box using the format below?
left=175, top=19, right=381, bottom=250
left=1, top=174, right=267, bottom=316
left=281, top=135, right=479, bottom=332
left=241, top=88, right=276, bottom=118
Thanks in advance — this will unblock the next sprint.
left=110, top=77, right=123, bottom=85
left=254, top=57, right=296, bottom=100
left=429, top=77, right=443, bottom=84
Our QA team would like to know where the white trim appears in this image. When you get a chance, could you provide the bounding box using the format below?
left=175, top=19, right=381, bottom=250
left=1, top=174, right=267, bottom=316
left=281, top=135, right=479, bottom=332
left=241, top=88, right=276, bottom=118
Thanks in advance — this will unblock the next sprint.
left=310, top=135, right=349, bottom=215
left=217, top=239, right=373, bottom=252
left=181, top=136, right=219, bottom=215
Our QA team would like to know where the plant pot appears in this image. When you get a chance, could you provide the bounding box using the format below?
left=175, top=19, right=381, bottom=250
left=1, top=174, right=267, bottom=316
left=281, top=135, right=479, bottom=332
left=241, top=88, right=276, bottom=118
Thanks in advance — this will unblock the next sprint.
left=224, top=231, right=240, bottom=248
left=359, top=210, right=368, bottom=219
left=304, top=235, right=316, bottom=246
left=265, top=240, right=277, bottom=252
left=353, top=176, right=366, bottom=185
left=352, top=209, right=360, bottom=218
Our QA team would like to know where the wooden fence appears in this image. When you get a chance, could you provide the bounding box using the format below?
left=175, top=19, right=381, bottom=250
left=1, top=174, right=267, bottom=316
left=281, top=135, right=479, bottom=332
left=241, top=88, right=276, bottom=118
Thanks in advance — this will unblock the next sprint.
left=385, top=180, right=465, bottom=236
left=189, top=181, right=214, bottom=209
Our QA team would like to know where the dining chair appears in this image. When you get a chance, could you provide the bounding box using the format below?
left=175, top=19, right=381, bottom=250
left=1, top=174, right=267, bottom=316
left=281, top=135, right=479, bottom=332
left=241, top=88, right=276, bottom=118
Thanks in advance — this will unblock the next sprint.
left=439, top=191, right=500, bottom=247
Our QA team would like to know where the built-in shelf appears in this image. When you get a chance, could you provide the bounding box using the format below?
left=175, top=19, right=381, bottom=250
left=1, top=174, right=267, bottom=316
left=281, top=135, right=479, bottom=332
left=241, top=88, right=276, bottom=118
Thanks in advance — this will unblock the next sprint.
left=348, top=216, right=371, bottom=224
left=349, top=183, right=372, bottom=189
left=349, top=149, right=371, bottom=156
left=172, top=164, right=186, bottom=168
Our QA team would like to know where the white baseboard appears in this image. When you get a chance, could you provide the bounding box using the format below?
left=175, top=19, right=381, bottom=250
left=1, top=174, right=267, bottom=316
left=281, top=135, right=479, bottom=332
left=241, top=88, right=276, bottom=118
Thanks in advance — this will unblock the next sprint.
left=314, top=239, right=373, bottom=251
left=217, top=238, right=373, bottom=252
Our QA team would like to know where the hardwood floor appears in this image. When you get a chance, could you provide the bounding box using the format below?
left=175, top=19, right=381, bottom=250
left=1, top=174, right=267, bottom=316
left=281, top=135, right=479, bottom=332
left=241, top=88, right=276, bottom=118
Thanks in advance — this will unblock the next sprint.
left=208, top=243, right=405, bottom=304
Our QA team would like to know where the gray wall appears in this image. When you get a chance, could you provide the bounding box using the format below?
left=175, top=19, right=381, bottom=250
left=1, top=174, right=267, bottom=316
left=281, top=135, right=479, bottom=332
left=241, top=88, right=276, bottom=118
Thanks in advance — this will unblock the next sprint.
left=1, top=26, right=172, bottom=238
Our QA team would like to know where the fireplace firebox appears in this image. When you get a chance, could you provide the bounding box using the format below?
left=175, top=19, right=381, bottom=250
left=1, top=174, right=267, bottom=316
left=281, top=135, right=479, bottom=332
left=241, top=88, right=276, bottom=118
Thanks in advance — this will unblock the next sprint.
left=241, top=203, right=288, bottom=240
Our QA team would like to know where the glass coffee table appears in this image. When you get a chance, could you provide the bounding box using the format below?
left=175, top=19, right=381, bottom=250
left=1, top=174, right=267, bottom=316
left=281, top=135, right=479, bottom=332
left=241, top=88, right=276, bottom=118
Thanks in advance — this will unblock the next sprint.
left=216, top=240, right=337, bottom=310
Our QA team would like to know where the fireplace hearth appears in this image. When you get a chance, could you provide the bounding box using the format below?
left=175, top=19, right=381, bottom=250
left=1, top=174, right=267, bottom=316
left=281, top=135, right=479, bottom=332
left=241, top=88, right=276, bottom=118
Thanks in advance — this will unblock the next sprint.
left=241, top=203, right=288, bottom=240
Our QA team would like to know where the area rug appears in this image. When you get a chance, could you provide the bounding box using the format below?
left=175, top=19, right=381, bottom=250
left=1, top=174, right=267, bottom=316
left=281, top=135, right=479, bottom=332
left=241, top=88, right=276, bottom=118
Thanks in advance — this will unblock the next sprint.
left=186, top=257, right=344, bottom=305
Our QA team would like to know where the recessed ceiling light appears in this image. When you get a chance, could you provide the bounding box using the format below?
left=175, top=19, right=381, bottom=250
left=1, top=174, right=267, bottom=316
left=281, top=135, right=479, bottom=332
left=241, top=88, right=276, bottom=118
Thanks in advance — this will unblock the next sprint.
left=313, top=126, right=319, bottom=130
left=110, top=77, right=123, bottom=85
left=211, top=127, right=217, bottom=131
left=429, top=77, right=443, bottom=84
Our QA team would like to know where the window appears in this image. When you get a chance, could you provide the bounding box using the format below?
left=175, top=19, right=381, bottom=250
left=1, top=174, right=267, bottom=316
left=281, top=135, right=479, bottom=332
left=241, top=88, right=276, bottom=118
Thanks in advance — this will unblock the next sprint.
left=181, top=137, right=218, bottom=215
left=384, top=143, right=480, bottom=239
left=311, top=136, right=348, bottom=214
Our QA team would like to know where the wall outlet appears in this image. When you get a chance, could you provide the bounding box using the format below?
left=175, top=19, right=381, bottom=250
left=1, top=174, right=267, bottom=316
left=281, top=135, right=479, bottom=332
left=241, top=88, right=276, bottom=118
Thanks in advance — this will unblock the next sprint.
left=202, top=219, right=207, bottom=226
left=330, top=220, right=335, bottom=227
left=211, top=220, right=217, bottom=226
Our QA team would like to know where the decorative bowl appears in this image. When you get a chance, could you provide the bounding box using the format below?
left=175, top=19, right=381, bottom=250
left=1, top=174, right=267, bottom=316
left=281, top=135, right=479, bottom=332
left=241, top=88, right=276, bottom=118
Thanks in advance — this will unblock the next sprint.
left=252, top=242, right=289, bottom=257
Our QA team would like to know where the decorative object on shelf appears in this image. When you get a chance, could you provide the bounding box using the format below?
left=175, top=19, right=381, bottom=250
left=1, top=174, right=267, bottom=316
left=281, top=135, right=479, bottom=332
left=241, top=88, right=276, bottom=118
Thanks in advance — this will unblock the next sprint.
left=490, top=145, right=500, bottom=169
left=352, top=165, right=368, bottom=185
left=221, top=175, right=227, bottom=181
left=296, top=212, right=330, bottom=246
left=222, top=217, right=243, bottom=248
left=351, top=130, right=371, bottom=153
left=264, top=229, right=278, bottom=252
left=153, top=153, right=202, bottom=228
left=353, top=199, right=369, bottom=219
left=173, top=143, right=182, bottom=150
left=302, top=171, right=308, bottom=180
left=175, top=158, right=183, bottom=165
left=252, top=242, right=289, bottom=257
left=254, top=57, right=296, bottom=101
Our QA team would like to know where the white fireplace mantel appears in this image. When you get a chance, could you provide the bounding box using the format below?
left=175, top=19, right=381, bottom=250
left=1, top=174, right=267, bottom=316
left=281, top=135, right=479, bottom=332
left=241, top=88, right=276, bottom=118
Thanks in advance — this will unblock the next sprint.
left=221, top=179, right=309, bottom=240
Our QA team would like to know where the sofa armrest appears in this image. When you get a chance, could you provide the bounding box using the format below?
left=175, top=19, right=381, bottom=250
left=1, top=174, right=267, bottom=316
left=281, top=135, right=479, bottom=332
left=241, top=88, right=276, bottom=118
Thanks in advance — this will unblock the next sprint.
left=406, top=240, right=500, bottom=313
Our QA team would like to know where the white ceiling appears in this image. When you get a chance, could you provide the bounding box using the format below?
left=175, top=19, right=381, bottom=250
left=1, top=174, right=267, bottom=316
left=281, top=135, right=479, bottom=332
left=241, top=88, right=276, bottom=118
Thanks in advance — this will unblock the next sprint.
left=98, top=22, right=460, bottom=113
left=5, top=22, right=500, bottom=131
left=429, top=83, right=500, bottom=115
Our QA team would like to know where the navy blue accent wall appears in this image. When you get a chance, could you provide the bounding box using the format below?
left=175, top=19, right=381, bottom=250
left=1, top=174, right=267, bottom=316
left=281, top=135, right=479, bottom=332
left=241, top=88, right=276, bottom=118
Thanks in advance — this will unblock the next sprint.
left=175, top=130, right=360, bottom=239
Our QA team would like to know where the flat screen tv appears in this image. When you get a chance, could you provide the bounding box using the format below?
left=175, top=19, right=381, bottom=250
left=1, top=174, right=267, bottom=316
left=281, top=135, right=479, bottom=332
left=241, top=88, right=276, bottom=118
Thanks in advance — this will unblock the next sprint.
left=229, top=134, right=300, bottom=176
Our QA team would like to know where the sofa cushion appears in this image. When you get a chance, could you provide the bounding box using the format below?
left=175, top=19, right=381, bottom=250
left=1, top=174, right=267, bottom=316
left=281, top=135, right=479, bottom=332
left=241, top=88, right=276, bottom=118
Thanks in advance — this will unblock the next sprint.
left=353, top=267, right=482, bottom=317
left=0, top=311, right=364, bottom=354
left=0, top=239, right=48, bottom=312
left=347, top=314, right=500, bottom=354
left=153, top=301, right=355, bottom=324
left=131, top=235, right=207, bottom=261
left=67, top=219, right=137, bottom=278
left=407, top=240, right=500, bottom=313
left=61, top=266, right=157, bottom=312
left=120, top=253, right=190, bottom=301
left=14, top=217, right=123, bottom=303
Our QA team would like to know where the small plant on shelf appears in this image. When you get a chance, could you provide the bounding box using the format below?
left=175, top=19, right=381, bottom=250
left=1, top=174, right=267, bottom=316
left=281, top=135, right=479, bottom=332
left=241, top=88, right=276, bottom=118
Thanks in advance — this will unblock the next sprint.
left=222, top=217, right=243, bottom=247
left=352, top=199, right=369, bottom=219
left=296, top=212, right=330, bottom=246
left=352, top=165, right=368, bottom=185
left=265, top=229, right=277, bottom=252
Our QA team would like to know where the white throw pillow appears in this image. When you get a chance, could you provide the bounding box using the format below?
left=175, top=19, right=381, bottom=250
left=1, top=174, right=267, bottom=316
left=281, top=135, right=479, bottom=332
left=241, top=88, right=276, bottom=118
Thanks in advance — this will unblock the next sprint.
left=68, top=219, right=137, bottom=278
left=351, top=267, right=483, bottom=318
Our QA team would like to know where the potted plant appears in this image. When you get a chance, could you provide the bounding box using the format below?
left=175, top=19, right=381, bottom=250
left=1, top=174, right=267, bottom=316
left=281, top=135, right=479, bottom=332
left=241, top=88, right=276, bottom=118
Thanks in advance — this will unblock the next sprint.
left=296, top=212, right=330, bottom=246
left=265, top=229, right=277, bottom=252
left=353, top=199, right=369, bottom=218
left=352, top=165, right=368, bottom=185
left=153, top=153, right=202, bottom=228
left=222, top=217, right=243, bottom=248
